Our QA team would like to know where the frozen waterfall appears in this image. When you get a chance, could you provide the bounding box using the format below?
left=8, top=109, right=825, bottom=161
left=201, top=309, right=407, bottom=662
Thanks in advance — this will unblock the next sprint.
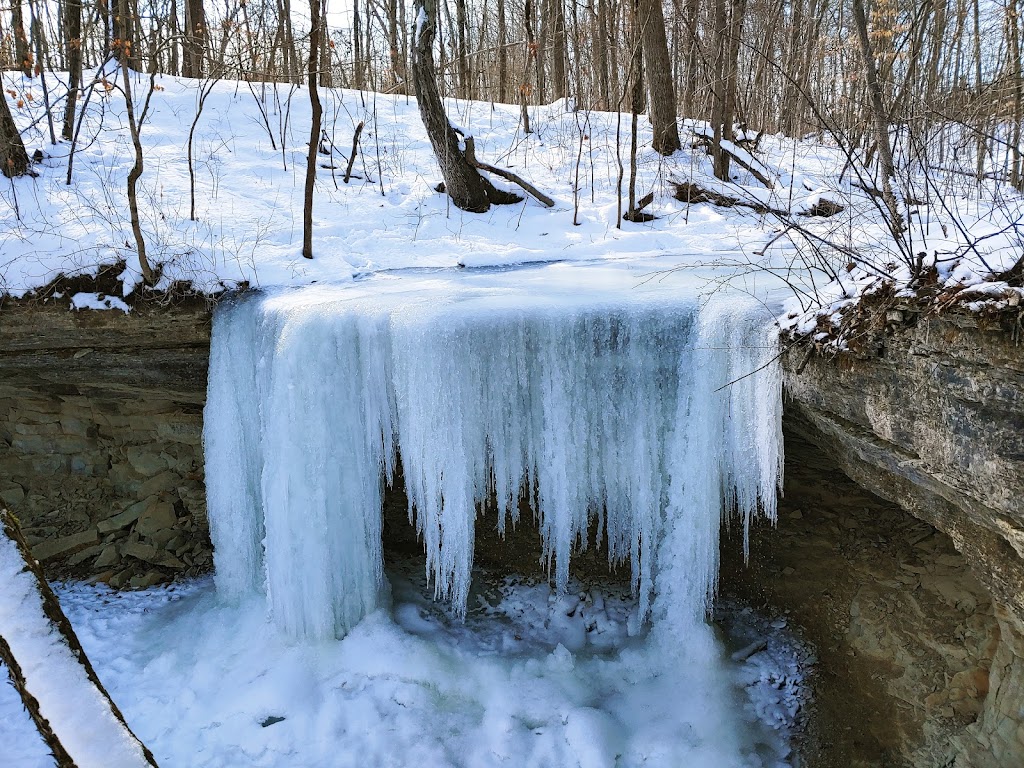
left=204, top=270, right=782, bottom=641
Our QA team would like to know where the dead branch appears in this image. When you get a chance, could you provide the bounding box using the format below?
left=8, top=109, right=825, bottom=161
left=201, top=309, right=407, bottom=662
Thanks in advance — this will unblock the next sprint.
left=692, top=134, right=775, bottom=189
left=0, top=509, right=160, bottom=767
left=0, top=630, right=75, bottom=767
left=344, top=121, right=364, bottom=184
left=673, top=180, right=786, bottom=216
left=464, top=136, right=555, bottom=207
left=853, top=181, right=924, bottom=207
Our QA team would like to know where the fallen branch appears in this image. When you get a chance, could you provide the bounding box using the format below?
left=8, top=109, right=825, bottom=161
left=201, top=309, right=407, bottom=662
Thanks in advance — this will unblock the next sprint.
left=623, top=191, right=656, bottom=222
left=724, top=146, right=775, bottom=190
left=0, top=509, right=159, bottom=767
left=0, top=631, right=75, bottom=767
left=464, top=137, right=554, bottom=207
left=673, top=180, right=786, bottom=216
left=343, top=121, right=364, bottom=184
left=852, top=181, right=924, bottom=207
left=692, top=132, right=775, bottom=189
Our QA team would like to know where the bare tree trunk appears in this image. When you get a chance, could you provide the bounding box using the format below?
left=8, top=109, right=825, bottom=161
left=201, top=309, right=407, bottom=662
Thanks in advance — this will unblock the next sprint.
left=302, top=0, right=323, bottom=258
left=1007, top=0, right=1023, bottom=190
left=710, top=0, right=730, bottom=179
left=411, top=0, right=520, bottom=212
left=639, top=0, right=680, bottom=154
left=497, top=0, right=508, bottom=102
left=11, top=0, right=33, bottom=75
left=120, top=56, right=156, bottom=283
left=183, top=0, right=205, bottom=77
left=168, top=0, right=180, bottom=75
left=852, top=0, right=903, bottom=232
left=547, top=0, right=567, bottom=100
left=681, top=0, right=699, bottom=117
left=595, top=0, right=611, bottom=109
left=521, top=0, right=536, bottom=129
left=455, top=0, right=470, bottom=98
left=387, top=0, right=405, bottom=87
left=0, top=89, right=29, bottom=177
left=62, top=0, right=82, bottom=140
left=352, top=2, right=363, bottom=88
left=113, top=0, right=141, bottom=69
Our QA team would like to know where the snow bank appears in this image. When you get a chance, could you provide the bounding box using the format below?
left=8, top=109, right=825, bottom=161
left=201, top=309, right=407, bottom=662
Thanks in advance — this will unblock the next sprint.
left=0, top=535, right=152, bottom=767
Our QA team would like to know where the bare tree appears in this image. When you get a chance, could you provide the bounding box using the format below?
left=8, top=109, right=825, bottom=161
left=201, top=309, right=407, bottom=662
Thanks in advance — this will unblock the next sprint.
left=184, top=0, right=206, bottom=77
left=303, top=0, right=324, bottom=258
left=410, top=0, right=520, bottom=212
left=9, top=0, right=32, bottom=75
left=851, top=0, right=903, bottom=233
left=61, top=0, right=83, bottom=140
left=119, top=48, right=158, bottom=284
left=0, top=89, right=29, bottom=177
left=638, top=0, right=680, bottom=154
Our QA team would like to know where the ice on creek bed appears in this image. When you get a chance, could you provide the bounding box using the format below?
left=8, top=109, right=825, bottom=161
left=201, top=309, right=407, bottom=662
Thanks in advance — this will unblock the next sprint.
left=204, top=270, right=782, bottom=642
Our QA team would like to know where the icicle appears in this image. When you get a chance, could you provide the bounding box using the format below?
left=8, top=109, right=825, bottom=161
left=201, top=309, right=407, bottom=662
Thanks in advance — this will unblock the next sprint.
left=204, top=281, right=783, bottom=641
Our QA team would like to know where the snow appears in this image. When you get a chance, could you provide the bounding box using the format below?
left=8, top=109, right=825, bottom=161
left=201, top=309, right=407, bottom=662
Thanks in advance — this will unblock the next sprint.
left=1, top=574, right=805, bottom=768
left=1, top=69, right=798, bottom=299
left=0, top=535, right=152, bottom=767
left=70, top=291, right=132, bottom=313
left=205, top=265, right=781, bottom=641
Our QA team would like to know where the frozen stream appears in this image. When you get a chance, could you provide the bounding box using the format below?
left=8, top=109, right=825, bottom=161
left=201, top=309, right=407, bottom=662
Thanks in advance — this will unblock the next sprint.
left=2, top=263, right=801, bottom=767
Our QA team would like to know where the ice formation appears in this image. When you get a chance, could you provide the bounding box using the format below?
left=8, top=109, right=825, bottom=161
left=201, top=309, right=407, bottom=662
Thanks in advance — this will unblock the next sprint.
left=205, top=273, right=782, bottom=640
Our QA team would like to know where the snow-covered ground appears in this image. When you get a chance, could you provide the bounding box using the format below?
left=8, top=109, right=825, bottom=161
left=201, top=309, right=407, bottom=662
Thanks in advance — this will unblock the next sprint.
left=5, top=66, right=1018, bottom=312
left=0, top=572, right=807, bottom=768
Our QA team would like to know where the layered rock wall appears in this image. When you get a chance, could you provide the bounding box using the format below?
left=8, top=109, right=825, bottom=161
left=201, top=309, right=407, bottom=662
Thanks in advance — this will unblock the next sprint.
left=0, top=300, right=212, bottom=587
left=783, top=310, right=1024, bottom=767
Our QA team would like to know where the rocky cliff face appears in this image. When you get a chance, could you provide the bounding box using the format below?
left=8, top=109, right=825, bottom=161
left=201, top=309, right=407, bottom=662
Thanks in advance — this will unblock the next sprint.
left=0, top=299, right=213, bottom=587
left=782, top=309, right=1024, bottom=767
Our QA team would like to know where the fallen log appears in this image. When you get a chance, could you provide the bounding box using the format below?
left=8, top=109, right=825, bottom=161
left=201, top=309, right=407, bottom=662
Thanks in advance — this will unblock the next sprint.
left=691, top=131, right=776, bottom=189
left=672, top=180, right=844, bottom=218
left=623, top=191, right=657, bottom=222
left=0, top=509, right=159, bottom=768
left=464, top=137, right=555, bottom=208
left=673, top=180, right=786, bottom=216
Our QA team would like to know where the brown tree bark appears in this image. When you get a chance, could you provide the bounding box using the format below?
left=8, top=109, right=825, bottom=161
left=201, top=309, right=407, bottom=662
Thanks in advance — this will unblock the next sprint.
left=387, top=0, right=406, bottom=88
left=62, top=0, right=82, bottom=140
left=852, top=0, right=903, bottom=233
left=497, top=0, right=508, bottom=103
left=546, top=0, right=567, bottom=101
left=0, top=89, right=29, bottom=177
left=1007, top=0, right=1022, bottom=190
left=302, top=0, right=323, bottom=258
left=120, top=53, right=157, bottom=283
left=10, top=0, right=32, bottom=75
left=680, top=0, right=700, bottom=117
left=709, top=0, right=747, bottom=180
left=411, top=0, right=520, bottom=212
left=183, top=0, right=206, bottom=78
left=113, top=0, right=141, bottom=70
left=638, top=0, right=680, bottom=154
left=455, top=0, right=471, bottom=98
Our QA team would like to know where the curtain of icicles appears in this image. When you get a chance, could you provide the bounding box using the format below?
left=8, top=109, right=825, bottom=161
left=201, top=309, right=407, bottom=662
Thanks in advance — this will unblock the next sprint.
left=204, top=284, right=782, bottom=641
